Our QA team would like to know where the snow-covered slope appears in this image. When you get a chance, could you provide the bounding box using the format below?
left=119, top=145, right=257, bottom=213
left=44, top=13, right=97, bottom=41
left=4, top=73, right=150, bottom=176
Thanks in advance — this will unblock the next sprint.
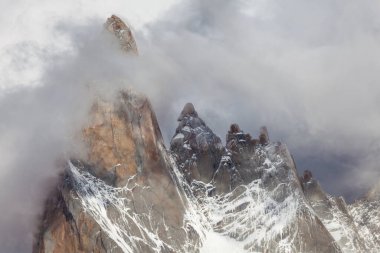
left=35, top=97, right=380, bottom=253
left=169, top=103, right=380, bottom=253
left=192, top=144, right=341, bottom=253
left=349, top=182, right=380, bottom=252
left=169, top=104, right=341, bottom=252
left=302, top=175, right=370, bottom=252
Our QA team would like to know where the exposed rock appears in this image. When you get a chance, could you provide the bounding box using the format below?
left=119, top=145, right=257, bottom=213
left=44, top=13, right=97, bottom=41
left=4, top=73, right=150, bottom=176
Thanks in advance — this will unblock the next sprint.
left=225, top=124, right=263, bottom=184
left=33, top=171, right=115, bottom=253
left=171, top=111, right=343, bottom=252
left=259, top=126, right=269, bottom=145
left=350, top=181, right=380, bottom=251
left=301, top=170, right=371, bottom=252
left=170, top=103, right=224, bottom=184
left=212, top=154, right=241, bottom=194
left=193, top=142, right=342, bottom=253
left=104, top=15, right=138, bottom=54
left=178, top=102, right=198, bottom=120
left=226, top=123, right=254, bottom=153
left=32, top=14, right=380, bottom=253
left=301, top=169, right=313, bottom=183
left=82, top=90, right=169, bottom=186
left=34, top=90, right=200, bottom=253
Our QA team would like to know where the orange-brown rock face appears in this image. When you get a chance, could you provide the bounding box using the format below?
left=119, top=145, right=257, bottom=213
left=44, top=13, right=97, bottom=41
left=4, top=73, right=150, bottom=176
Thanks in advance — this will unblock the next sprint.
left=34, top=15, right=200, bottom=253
left=34, top=91, right=200, bottom=253
left=104, top=15, right=138, bottom=54
left=33, top=183, right=116, bottom=253
left=82, top=100, right=137, bottom=185
left=82, top=91, right=165, bottom=186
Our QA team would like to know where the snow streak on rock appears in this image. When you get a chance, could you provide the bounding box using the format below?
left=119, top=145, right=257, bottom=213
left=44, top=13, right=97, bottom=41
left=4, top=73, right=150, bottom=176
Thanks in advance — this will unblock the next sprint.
left=171, top=139, right=340, bottom=252
left=69, top=161, right=172, bottom=253
left=350, top=192, right=380, bottom=252
left=193, top=145, right=335, bottom=253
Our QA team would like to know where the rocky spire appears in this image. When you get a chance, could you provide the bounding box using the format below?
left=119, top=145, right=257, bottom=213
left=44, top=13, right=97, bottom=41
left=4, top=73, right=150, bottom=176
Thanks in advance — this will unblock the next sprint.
left=33, top=16, right=198, bottom=252
left=104, top=15, right=138, bottom=54
left=259, top=126, right=269, bottom=145
left=170, top=103, right=223, bottom=183
left=178, top=102, right=198, bottom=120
left=32, top=13, right=380, bottom=253
left=302, top=169, right=313, bottom=183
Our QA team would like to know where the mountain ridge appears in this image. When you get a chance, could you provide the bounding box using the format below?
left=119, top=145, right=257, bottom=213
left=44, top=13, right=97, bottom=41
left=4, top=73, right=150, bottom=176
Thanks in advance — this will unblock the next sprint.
left=32, top=15, right=380, bottom=253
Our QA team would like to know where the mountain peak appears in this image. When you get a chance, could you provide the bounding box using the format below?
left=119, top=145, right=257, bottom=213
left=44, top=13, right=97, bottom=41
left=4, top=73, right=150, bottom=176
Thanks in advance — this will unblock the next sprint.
left=302, top=169, right=313, bottom=183
left=178, top=102, right=198, bottom=121
left=171, top=103, right=223, bottom=183
left=104, top=14, right=138, bottom=54
left=32, top=16, right=380, bottom=253
left=259, top=126, right=269, bottom=145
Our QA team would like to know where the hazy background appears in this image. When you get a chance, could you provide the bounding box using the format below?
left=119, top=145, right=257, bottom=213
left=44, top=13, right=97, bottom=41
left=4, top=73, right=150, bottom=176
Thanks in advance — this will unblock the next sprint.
left=1, top=0, right=380, bottom=252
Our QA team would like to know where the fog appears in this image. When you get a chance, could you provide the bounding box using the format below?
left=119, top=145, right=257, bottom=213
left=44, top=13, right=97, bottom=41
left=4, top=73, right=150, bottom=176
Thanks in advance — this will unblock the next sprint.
left=1, top=0, right=380, bottom=252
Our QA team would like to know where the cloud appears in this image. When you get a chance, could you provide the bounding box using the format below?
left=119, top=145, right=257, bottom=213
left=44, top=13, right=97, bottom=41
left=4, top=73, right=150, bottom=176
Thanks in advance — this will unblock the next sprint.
left=1, top=0, right=380, bottom=251
left=0, top=14, right=150, bottom=252
left=129, top=0, right=380, bottom=202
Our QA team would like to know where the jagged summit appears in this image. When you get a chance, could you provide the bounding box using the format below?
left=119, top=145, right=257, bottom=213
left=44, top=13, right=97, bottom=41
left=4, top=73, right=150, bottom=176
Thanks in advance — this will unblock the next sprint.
left=178, top=102, right=198, bottom=120
left=104, top=15, right=138, bottom=54
left=171, top=103, right=280, bottom=192
left=301, top=169, right=313, bottom=183
left=259, top=126, right=269, bottom=145
left=170, top=104, right=341, bottom=251
left=34, top=90, right=200, bottom=253
left=32, top=17, right=380, bottom=253
left=171, top=103, right=223, bottom=183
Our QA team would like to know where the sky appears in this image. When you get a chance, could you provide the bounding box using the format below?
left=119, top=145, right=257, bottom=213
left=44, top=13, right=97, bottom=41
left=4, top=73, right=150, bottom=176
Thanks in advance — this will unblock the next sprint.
left=1, top=0, right=380, bottom=252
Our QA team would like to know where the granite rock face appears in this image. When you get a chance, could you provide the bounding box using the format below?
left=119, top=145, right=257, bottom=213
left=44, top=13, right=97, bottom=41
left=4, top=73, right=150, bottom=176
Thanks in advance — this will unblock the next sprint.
left=34, top=91, right=200, bottom=253
left=34, top=17, right=198, bottom=252
left=170, top=103, right=224, bottom=184
left=104, top=15, right=138, bottom=54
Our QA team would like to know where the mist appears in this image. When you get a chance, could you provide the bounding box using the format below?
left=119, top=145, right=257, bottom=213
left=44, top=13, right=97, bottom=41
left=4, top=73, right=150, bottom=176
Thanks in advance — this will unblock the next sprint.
left=1, top=0, right=380, bottom=252
left=130, top=0, right=380, bottom=201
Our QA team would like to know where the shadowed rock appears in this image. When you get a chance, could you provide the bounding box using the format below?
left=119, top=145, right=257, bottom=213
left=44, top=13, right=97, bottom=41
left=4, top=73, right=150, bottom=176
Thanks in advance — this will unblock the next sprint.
left=259, top=126, right=269, bottom=145
left=302, top=169, right=313, bottom=183
left=178, top=102, right=198, bottom=121
left=301, top=170, right=370, bottom=251
left=170, top=103, right=223, bottom=184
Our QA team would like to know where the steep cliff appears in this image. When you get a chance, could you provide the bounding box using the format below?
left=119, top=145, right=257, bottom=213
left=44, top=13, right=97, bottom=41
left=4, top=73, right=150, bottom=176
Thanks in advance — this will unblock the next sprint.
left=33, top=16, right=200, bottom=253
left=301, top=171, right=371, bottom=252
left=33, top=90, right=201, bottom=253
left=349, top=181, right=380, bottom=252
